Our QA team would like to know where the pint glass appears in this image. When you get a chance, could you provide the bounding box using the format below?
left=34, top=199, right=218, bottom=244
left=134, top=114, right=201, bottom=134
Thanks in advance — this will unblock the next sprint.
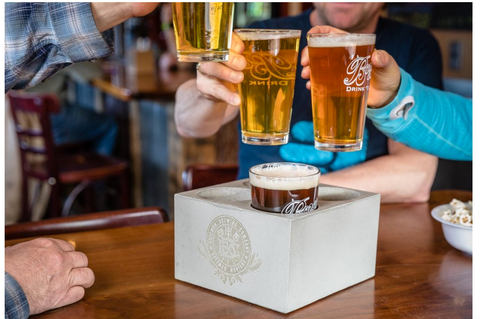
left=172, top=3, right=234, bottom=62
left=235, top=29, right=301, bottom=145
left=249, top=162, right=320, bottom=214
left=308, top=33, right=376, bottom=151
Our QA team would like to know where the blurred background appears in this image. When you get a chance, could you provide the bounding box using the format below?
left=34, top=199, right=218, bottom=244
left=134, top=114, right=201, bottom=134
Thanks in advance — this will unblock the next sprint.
left=4, top=2, right=472, bottom=224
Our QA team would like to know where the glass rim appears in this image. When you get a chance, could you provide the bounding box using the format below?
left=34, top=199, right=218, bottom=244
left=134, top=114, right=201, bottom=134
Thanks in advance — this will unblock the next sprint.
left=249, top=162, right=320, bottom=179
left=234, top=28, right=301, bottom=36
left=307, top=32, right=376, bottom=38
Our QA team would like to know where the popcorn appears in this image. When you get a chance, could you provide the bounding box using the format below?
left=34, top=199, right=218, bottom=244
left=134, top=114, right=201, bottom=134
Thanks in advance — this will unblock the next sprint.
left=441, top=199, right=473, bottom=227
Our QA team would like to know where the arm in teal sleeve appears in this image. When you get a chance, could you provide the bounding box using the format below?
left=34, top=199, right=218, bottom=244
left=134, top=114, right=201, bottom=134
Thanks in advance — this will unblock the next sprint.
left=366, top=68, right=472, bottom=161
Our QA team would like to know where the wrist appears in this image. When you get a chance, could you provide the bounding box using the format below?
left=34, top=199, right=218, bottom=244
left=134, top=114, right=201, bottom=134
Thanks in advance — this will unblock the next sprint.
left=90, top=2, right=132, bottom=33
left=368, top=74, right=401, bottom=109
left=369, top=88, right=399, bottom=109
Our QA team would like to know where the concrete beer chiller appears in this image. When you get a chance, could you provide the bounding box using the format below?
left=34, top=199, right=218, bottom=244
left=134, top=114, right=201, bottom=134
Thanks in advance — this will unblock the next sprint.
left=174, top=179, right=380, bottom=313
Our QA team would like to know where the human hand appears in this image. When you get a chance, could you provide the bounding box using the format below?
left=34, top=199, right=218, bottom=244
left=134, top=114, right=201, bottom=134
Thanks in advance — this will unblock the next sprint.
left=300, top=26, right=348, bottom=89
left=367, top=50, right=401, bottom=108
left=5, top=238, right=95, bottom=315
left=299, top=25, right=401, bottom=108
left=196, top=33, right=246, bottom=106
left=129, top=2, right=159, bottom=18
left=91, top=3, right=159, bottom=32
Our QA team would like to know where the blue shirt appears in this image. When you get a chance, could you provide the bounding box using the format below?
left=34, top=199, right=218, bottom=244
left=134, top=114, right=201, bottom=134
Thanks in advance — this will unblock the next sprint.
left=5, top=2, right=114, bottom=92
left=367, top=69, right=472, bottom=161
left=5, top=272, right=29, bottom=319
left=237, top=8, right=443, bottom=178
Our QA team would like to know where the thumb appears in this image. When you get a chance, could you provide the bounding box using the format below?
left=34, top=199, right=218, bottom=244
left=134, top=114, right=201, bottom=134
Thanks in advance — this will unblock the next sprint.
left=368, top=50, right=401, bottom=108
left=307, top=25, right=347, bottom=35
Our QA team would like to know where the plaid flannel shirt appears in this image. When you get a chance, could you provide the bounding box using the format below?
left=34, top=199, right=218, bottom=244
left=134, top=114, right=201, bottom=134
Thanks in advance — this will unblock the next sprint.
left=5, top=2, right=114, bottom=92
left=5, top=272, right=29, bottom=319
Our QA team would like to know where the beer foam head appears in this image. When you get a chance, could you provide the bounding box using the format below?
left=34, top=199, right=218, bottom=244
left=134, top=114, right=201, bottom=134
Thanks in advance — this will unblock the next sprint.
left=308, top=33, right=376, bottom=47
left=249, top=162, right=320, bottom=190
left=235, top=29, right=301, bottom=41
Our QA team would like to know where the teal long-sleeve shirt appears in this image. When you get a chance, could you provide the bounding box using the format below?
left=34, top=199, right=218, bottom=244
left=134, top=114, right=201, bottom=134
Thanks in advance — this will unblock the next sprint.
left=367, top=68, right=472, bottom=161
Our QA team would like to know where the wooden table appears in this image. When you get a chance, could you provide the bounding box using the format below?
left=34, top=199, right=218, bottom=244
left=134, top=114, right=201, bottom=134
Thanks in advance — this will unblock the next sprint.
left=6, top=190, right=472, bottom=318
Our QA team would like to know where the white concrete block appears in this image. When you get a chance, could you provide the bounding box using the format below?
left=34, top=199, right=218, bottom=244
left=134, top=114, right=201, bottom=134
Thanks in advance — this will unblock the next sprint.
left=174, top=179, right=380, bottom=313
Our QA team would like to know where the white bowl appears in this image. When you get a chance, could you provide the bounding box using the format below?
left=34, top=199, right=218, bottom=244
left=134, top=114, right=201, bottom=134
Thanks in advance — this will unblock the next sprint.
left=431, top=204, right=472, bottom=255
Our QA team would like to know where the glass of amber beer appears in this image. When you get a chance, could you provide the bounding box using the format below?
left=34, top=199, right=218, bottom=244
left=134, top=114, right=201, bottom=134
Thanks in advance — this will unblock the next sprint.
left=308, top=33, right=376, bottom=151
left=172, top=3, right=234, bottom=62
left=249, top=162, right=320, bottom=214
left=235, top=29, right=301, bottom=145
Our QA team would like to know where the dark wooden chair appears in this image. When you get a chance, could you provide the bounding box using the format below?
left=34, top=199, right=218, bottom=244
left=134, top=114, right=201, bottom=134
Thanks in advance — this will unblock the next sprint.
left=5, top=207, right=169, bottom=240
left=8, top=90, right=131, bottom=222
left=182, top=163, right=239, bottom=191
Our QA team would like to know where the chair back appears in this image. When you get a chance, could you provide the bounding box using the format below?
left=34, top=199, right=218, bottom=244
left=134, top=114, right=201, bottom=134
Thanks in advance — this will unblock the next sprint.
left=8, top=91, right=61, bottom=182
left=5, top=207, right=169, bottom=240
left=182, top=164, right=239, bottom=191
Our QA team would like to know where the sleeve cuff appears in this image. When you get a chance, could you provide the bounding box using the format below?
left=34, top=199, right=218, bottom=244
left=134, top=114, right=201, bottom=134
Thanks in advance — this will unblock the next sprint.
left=49, top=2, right=114, bottom=62
left=366, top=68, right=416, bottom=134
left=5, top=272, right=30, bottom=319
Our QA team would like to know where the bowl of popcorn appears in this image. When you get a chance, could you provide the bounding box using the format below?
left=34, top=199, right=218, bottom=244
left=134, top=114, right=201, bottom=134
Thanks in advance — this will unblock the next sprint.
left=431, top=199, right=472, bottom=255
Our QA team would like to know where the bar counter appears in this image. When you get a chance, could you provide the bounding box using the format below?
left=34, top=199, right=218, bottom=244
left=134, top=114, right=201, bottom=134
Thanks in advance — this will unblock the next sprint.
left=92, top=63, right=196, bottom=102
left=5, top=190, right=473, bottom=318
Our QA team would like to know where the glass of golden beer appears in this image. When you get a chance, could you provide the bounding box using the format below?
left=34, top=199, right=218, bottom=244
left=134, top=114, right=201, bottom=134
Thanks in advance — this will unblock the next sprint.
left=172, top=3, right=234, bottom=62
left=249, top=162, right=320, bottom=214
left=235, top=29, right=301, bottom=145
left=308, top=33, right=376, bottom=151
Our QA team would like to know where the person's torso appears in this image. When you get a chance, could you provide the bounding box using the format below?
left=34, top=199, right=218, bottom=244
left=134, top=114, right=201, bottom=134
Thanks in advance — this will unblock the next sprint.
left=236, top=10, right=443, bottom=178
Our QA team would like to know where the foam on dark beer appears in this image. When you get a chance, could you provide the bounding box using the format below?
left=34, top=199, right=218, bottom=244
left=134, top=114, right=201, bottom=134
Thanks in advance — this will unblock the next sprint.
left=249, top=164, right=320, bottom=191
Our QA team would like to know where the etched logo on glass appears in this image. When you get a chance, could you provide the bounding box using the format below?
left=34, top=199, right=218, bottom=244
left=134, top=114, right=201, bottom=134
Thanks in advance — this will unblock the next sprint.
left=344, top=55, right=372, bottom=92
left=281, top=197, right=318, bottom=214
left=245, top=52, right=296, bottom=86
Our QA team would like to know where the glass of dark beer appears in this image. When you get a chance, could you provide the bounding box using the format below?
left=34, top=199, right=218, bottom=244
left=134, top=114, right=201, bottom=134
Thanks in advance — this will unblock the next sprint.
left=249, top=162, right=320, bottom=214
left=307, top=33, right=376, bottom=152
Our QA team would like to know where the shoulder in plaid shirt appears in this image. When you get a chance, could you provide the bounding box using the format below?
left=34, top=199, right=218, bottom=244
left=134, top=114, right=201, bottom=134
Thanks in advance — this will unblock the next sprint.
left=5, top=2, right=114, bottom=92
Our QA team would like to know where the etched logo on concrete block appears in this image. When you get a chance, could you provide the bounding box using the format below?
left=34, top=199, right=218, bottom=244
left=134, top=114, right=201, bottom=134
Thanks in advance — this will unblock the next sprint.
left=198, top=215, right=261, bottom=285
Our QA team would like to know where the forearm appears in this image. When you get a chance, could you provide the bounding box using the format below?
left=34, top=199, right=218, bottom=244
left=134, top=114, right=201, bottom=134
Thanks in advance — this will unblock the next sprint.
left=90, top=2, right=133, bottom=32
left=367, top=69, right=472, bottom=161
left=174, top=79, right=238, bottom=137
left=320, top=140, right=438, bottom=203
left=5, top=3, right=113, bottom=91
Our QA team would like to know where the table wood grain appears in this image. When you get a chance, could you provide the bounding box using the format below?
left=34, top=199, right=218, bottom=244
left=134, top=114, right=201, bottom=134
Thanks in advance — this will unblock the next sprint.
left=5, top=190, right=472, bottom=318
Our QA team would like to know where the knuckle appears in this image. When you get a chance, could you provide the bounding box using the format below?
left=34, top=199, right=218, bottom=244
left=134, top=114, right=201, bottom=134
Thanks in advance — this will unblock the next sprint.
left=211, top=85, right=226, bottom=100
left=33, top=237, right=55, bottom=247
left=48, top=250, right=66, bottom=268
left=77, top=251, right=89, bottom=265
left=72, top=287, right=86, bottom=301
left=85, top=268, right=95, bottom=287
left=196, top=78, right=209, bottom=93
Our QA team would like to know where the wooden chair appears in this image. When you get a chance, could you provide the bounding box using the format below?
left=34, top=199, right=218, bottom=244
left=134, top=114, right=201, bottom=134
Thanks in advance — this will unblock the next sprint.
left=182, top=163, right=239, bottom=191
left=5, top=207, right=169, bottom=240
left=7, top=90, right=131, bottom=222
